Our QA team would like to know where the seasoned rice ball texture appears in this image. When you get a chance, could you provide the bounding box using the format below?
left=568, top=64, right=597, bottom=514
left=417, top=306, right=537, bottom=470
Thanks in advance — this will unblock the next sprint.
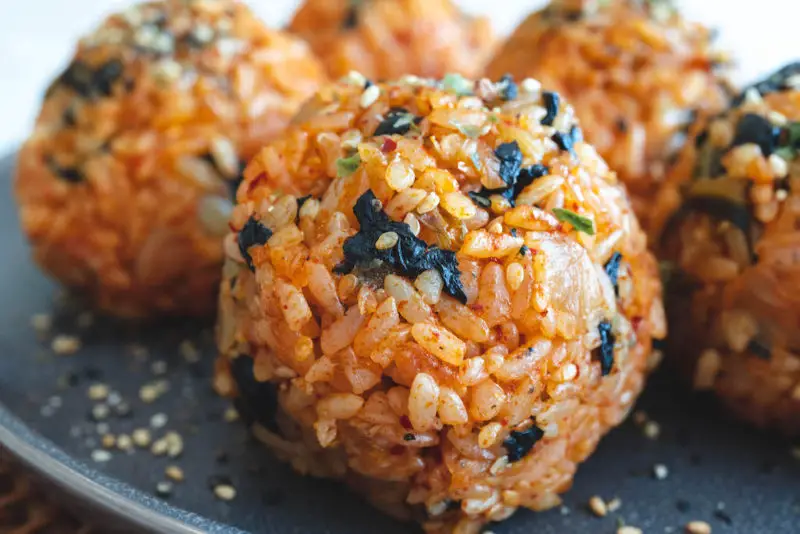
left=14, top=0, right=327, bottom=317
left=288, top=0, right=495, bottom=81
left=485, top=0, right=729, bottom=227
left=655, top=63, right=800, bottom=436
left=215, top=75, right=665, bottom=532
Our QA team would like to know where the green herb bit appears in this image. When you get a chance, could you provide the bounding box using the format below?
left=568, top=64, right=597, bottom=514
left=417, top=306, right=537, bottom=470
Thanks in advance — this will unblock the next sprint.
left=553, top=208, right=595, bottom=235
left=336, top=154, right=362, bottom=178
left=442, top=73, right=474, bottom=96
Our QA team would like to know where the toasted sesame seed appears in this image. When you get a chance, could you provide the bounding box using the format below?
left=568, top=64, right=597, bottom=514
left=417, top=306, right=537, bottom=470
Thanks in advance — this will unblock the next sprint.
left=375, top=231, right=400, bottom=250
left=91, top=404, right=110, bottom=421
left=150, top=413, right=168, bottom=429
left=101, top=434, right=116, bottom=449
left=165, top=431, right=184, bottom=458
left=117, top=434, right=133, bottom=452
left=31, top=313, right=52, bottom=332
left=156, top=481, right=173, bottom=498
left=521, top=78, right=541, bottom=94
left=487, top=220, right=503, bottom=234
left=403, top=213, right=420, bottom=236
left=179, top=340, right=200, bottom=363
left=417, top=192, right=440, bottom=214
left=653, top=463, right=669, bottom=480
left=360, top=84, right=381, bottom=108
left=52, top=335, right=81, bottom=355
left=140, top=385, right=159, bottom=403
left=214, top=484, right=236, bottom=501
left=386, top=159, right=416, bottom=191
left=132, top=428, right=152, bottom=448
left=685, top=521, right=712, bottom=534
left=506, top=262, right=525, bottom=291
left=589, top=496, right=607, bottom=517
left=166, top=465, right=185, bottom=482
left=151, top=438, right=168, bottom=456
left=618, top=527, right=643, bottom=534
left=607, top=497, right=622, bottom=512
left=342, top=70, right=367, bottom=87
left=643, top=420, right=661, bottom=440
left=91, top=449, right=112, bottom=463
left=88, top=383, right=109, bottom=401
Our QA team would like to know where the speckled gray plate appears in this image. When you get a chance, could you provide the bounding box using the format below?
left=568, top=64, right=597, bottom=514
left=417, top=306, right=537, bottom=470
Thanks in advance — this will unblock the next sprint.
left=0, top=152, right=798, bottom=534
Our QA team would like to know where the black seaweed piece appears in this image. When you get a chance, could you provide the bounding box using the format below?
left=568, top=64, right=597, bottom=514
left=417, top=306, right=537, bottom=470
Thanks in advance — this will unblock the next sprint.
left=694, top=129, right=709, bottom=148
left=238, top=216, right=273, bottom=272
left=470, top=163, right=549, bottom=207
left=714, top=509, right=734, bottom=525
left=747, top=339, right=771, bottom=360
left=467, top=191, right=491, bottom=208
left=227, top=160, right=248, bottom=201
left=403, top=433, right=416, bottom=441
left=495, top=141, right=524, bottom=186
left=518, top=245, right=530, bottom=257
left=598, top=321, right=615, bottom=376
left=373, top=107, right=422, bottom=136
left=652, top=338, right=667, bottom=351
left=731, top=113, right=781, bottom=157
left=676, top=499, right=691, bottom=513
left=342, top=3, right=359, bottom=29
left=503, top=421, right=545, bottom=462
left=604, top=252, right=623, bottom=295
left=336, top=190, right=468, bottom=303
left=498, top=74, right=518, bottom=101
left=553, top=127, right=580, bottom=155
left=571, top=125, right=583, bottom=143
left=297, top=195, right=312, bottom=210
left=230, top=355, right=280, bottom=432
left=62, top=106, right=77, bottom=127
left=59, top=61, right=94, bottom=97
left=615, top=118, right=628, bottom=134
left=46, top=157, right=84, bottom=183
left=92, top=59, right=124, bottom=97
left=541, top=91, right=560, bottom=126
left=733, top=62, right=800, bottom=106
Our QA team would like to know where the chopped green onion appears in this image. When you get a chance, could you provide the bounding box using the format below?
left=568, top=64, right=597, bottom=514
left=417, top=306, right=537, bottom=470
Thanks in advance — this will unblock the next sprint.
left=442, top=73, right=474, bottom=96
left=553, top=208, right=595, bottom=235
left=336, top=154, right=362, bottom=178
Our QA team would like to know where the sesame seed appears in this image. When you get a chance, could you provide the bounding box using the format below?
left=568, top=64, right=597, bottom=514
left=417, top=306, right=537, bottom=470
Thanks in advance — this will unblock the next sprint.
left=151, top=438, right=168, bottom=456
left=150, top=360, right=168, bottom=375
left=521, top=78, right=541, bottom=94
left=786, top=74, right=800, bottom=89
left=223, top=407, right=239, bottom=423
left=165, top=431, right=184, bottom=458
left=417, top=192, right=440, bottom=214
left=560, top=506, right=571, bottom=516
left=214, top=484, right=236, bottom=501
left=360, top=84, right=381, bottom=109
left=403, top=213, right=420, bottom=236
left=589, top=496, right=607, bottom=517
left=375, top=231, right=400, bottom=250
left=40, top=405, right=56, bottom=418
left=117, top=434, right=133, bottom=452
left=179, top=340, right=200, bottom=363
left=91, top=404, right=110, bottom=421
left=150, top=413, right=168, bottom=429
left=91, top=449, right=112, bottom=463
left=342, top=70, right=367, bottom=87
left=685, top=521, right=712, bottom=534
left=506, top=262, right=525, bottom=291
left=618, top=527, right=643, bottom=534
left=768, top=154, right=789, bottom=178
left=487, top=220, right=503, bottom=234
left=132, top=428, right=152, bottom=448
left=31, top=313, right=52, bottom=332
left=95, top=423, right=110, bottom=435
left=156, top=481, right=173, bottom=498
left=643, top=420, right=661, bottom=440
left=51, top=335, right=81, bottom=355
left=166, top=465, right=185, bottom=482
left=607, top=497, right=622, bottom=512
left=299, top=198, right=320, bottom=220
left=653, top=463, right=669, bottom=480
left=385, top=159, right=416, bottom=192
left=101, top=434, right=116, bottom=449
left=558, top=363, right=578, bottom=382
left=87, top=383, right=109, bottom=401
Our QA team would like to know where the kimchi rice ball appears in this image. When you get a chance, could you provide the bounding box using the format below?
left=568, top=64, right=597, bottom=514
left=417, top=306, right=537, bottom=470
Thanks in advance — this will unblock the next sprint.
left=215, top=74, right=665, bottom=532
left=15, top=0, right=327, bottom=317
left=485, top=0, right=730, bottom=226
left=288, top=0, right=495, bottom=80
left=655, top=63, right=800, bottom=436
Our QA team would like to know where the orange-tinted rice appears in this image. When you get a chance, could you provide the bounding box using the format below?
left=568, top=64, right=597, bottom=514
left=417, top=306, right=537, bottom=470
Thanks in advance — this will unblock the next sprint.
left=14, top=0, right=327, bottom=317
left=215, top=74, right=665, bottom=533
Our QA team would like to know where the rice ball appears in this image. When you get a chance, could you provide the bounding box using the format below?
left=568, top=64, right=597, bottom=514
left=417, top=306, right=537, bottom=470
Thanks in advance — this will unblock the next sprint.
left=288, top=0, right=495, bottom=80
left=214, top=74, right=665, bottom=533
left=485, top=0, right=730, bottom=227
left=655, top=63, right=800, bottom=436
left=14, top=0, right=327, bottom=317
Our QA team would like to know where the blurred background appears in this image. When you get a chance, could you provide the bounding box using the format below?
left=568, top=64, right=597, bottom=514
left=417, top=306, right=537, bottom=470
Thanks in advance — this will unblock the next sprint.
left=0, top=0, right=795, bottom=154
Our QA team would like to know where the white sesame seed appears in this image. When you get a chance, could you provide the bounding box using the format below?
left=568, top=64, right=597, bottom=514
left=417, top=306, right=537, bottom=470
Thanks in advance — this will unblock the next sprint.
left=607, top=497, right=622, bottom=512
left=560, top=506, right=571, bottom=516
left=166, top=465, right=185, bottom=482
left=299, top=198, right=320, bottom=220
left=416, top=192, right=440, bottom=214
left=427, top=501, right=448, bottom=517
left=51, top=335, right=81, bottom=355
left=360, top=84, right=381, bottom=109
left=31, top=313, right=52, bottom=332
left=375, top=231, right=400, bottom=250
left=150, top=413, right=168, bottom=429
left=132, top=428, right=152, bottom=448
left=768, top=154, right=789, bottom=178
left=643, top=420, right=661, bottom=439
left=386, top=159, right=416, bottom=191
left=744, top=88, right=763, bottom=104
left=653, top=463, right=669, bottom=480
left=106, top=391, right=122, bottom=406
left=179, top=340, right=200, bottom=363
left=156, top=481, right=173, bottom=497
left=95, top=423, right=110, bottom=435
left=214, top=484, right=237, bottom=501
left=210, top=137, right=239, bottom=177
left=92, top=449, right=112, bottom=463
left=588, top=496, right=607, bottom=517
left=92, top=404, right=110, bottom=421
left=224, top=407, right=239, bottom=423
left=342, top=70, right=367, bottom=87
left=403, top=213, right=421, bottom=236
left=618, top=527, right=643, bottom=534
left=521, top=78, right=541, bottom=94
left=558, top=363, right=578, bottom=382
left=88, top=384, right=109, bottom=401
left=786, top=74, right=800, bottom=89
left=151, top=438, right=168, bottom=456
left=117, top=434, right=133, bottom=452
left=165, top=431, right=184, bottom=458
left=685, top=521, right=712, bottom=534
left=150, top=360, right=168, bottom=376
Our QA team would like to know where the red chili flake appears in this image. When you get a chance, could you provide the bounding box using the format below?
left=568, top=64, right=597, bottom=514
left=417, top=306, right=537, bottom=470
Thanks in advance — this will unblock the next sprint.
left=246, top=172, right=266, bottom=194
left=381, top=138, right=398, bottom=153
left=632, top=316, right=644, bottom=331
left=399, top=415, right=412, bottom=429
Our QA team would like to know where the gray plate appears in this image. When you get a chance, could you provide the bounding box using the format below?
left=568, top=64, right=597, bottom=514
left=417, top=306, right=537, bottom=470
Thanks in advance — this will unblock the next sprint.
left=1, top=152, right=798, bottom=534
